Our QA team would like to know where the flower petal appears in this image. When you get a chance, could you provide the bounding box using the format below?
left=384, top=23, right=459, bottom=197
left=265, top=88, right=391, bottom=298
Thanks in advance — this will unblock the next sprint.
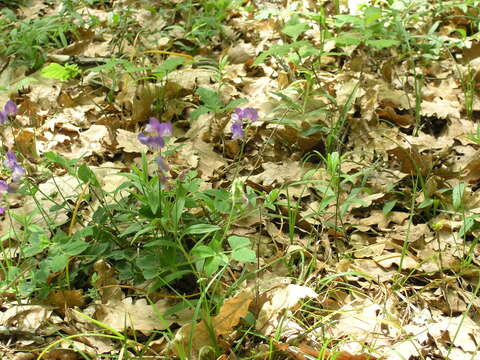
left=0, top=180, right=8, bottom=193
left=242, top=108, right=258, bottom=122
left=4, top=100, right=17, bottom=115
left=157, top=122, right=172, bottom=137
left=231, top=120, right=244, bottom=139
left=138, top=133, right=149, bottom=145
left=12, top=164, right=25, bottom=182
left=146, top=117, right=162, bottom=133
left=0, top=112, right=6, bottom=124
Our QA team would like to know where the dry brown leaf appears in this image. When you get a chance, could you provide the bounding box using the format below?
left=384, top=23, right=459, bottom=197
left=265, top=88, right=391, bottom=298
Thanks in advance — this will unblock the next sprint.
left=95, top=297, right=172, bottom=335
left=377, top=105, right=413, bottom=127
left=45, top=290, right=85, bottom=311
left=256, top=284, right=318, bottom=336
left=93, top=260, right=123, bottom=304
left=172, top=289, right=253, bottom=358
left=247, top=161, right=308, bottom=187
left=387, top=144, right=432, bottom=176
left=115, top=129, right=148, bottom=153
left=428, top=315, right=479, bottom=354
left=0, top=305, right=53, bottom=329
left=374, top=253, right=418, bottom=270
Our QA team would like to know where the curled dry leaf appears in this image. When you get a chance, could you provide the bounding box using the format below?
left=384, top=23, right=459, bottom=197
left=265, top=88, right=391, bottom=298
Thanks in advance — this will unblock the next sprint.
left=95, top=297, right=172, bottom=335
left=256, top=284, right=318, bottom=336
left=172, top=289, right=253, bottom=358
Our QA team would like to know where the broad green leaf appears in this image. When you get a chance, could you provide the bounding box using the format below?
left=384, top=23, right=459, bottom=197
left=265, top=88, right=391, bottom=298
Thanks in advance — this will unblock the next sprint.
left=77, top=164, right=100, bottom=187
left=45, top=151, right=80, bottom=167
left=383, top=200, right=397, bottom=215
left=204, top=254, right=225, bottom=275
left=41, top=63, right=80, bottom=81
left=363, top=6, right=382, bottom=26
left=191, top=245, right=216, bottom=259
left=224, top=97, right=248, bottom=111
left=335, top=34, right=363, bottom=46
left=61, top=239, right=89, bottom=256
left=48, top=254, right=69, bottom=272
left=333, top=15, right=363, bottom=27
left=228, top=235, right=250, bottom=250
left=155, top=57, right=186, bottom=77
left=282, top=21, right=309, bottom=41
left=197, top=87, right=222, bottom=110
left=232, top=247, right=256, bottom=263
left=190, top=106, right=211, bottom=122
left=418, top=197, right=434, bottom=209
left=365, top=39, right=400, bottom=49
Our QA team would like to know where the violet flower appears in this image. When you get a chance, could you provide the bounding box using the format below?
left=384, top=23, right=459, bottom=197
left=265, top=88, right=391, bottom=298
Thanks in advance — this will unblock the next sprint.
left=0, top=179, right=14, bottom=194
left=4, top=151, right=25, bottom=182
left=0, top=100, right=18, bottom=125
left=230, top=107, right=258, bottom=139
left=138, top=117, right=172, bottom=149
left=231, top=120, right=244, bottom=139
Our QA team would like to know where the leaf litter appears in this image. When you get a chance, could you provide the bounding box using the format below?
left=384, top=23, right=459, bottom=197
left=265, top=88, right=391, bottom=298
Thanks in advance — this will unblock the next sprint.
left=1, top=0, right=480, bottom=359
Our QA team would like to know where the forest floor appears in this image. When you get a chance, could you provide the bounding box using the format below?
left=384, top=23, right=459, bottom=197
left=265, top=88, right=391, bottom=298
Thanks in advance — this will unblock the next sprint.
left=1, top=0, right=480, bottom=359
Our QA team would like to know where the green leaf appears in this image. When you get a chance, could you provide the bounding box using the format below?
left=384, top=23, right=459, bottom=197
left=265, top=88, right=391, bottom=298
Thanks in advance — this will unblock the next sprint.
left=61, top=239, right=89, bottom=256
left=184, top=224, right=221, bottom=235
left=190, top=106, right=211, bottom=122
left=77, top=164, right=100, bottom=187
left=24, top=232, right=49, bottom=257
left=191, top=245, right=216, bottom=259
left=383, top=200, right=397, bottom=215
left=363, top=6, right=382, bottom=26
left=45, top=151, right=80, bottom=167
left=333, top=15, right=363, bottom=27
left=228, top=235, right=250, bottom=249
left=41, top=63, right=80, bottom=81
left=335, top=34, right=363, bottom=46
left=253, top=41, right=309, bottom=66
left=48, top=254, right=69, bottom=272
left=155, top=57, right=186, bottom=77
left=365, top=39, right=399, bottom=49
left=197, top=87, right=222, bottom=110
left=452, top=182, right=465, bottom=211
left=232, top=247, right=256, bottom=263
left=204, top=253, right=228, bottom=275
left=224, top=97, right=248, bottom=111
left=281, top=20, right=309, bottom=41
left=418, top=197, right=434, bottom=209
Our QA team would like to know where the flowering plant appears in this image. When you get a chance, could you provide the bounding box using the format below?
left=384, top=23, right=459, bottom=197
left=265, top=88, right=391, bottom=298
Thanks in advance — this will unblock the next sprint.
left=0, top=101, right=24, bottom=213
left=0, top=100, right=18, bottom=124
left=230, top=107, right=258, bottom=139
left=138, top=117, right=173, bottom=184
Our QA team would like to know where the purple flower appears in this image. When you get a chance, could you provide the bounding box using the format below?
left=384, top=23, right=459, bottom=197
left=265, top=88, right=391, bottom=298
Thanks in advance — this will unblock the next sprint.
left=0, top=207, right=4, bottom=215
left=4, top=101, right=17, bottom=115
left=0, top=180, right=14, bottom=193
left=230, top=107, right=258, bottom=139
left=145, top=117, right=172, bottom=137
left=4, top=151, right=25, bottom=182
left=138, top=118, right=172, bottom=149
left=234, top=107, right=258, bottom=122
left=0, top=101, right=18, bottom=125
left=231, top=120, right=244, bottom=139
left=0, top=180, right=8, bottom=193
